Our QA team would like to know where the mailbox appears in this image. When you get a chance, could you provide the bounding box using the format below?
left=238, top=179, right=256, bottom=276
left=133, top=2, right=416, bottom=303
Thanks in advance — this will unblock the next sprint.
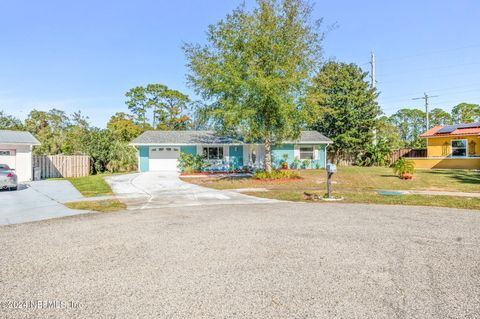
left=326, top=163, right=337, bottom=173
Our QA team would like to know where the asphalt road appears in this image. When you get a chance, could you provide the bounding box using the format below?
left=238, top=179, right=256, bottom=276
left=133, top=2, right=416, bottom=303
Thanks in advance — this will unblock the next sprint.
left=1, top=202, right=479, bottom=318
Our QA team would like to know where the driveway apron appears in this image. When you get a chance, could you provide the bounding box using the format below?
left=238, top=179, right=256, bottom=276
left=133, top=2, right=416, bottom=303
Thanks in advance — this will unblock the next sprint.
left=0, top=180, right=89, bottom=225
left=106, top=171, right=276, bottom=210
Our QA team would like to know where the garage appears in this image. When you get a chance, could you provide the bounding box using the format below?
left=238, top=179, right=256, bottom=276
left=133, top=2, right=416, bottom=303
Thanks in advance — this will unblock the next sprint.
left=0, top=149, right=16, bottom=169
left=0, top=130, right=40, bottom=181
left=148, top=146, right=180, bottom=171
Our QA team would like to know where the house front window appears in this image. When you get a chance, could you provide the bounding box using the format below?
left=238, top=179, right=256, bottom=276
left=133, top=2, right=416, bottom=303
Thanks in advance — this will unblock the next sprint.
left=203, top=146, right=224, bottom=160
left=300, top=146, right=314, bottom=160
left=451, top=139, right=467, bottom=157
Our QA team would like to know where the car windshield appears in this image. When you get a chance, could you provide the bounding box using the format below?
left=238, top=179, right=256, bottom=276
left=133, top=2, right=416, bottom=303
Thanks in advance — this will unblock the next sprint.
left=0, top=164, right=11, bottom=170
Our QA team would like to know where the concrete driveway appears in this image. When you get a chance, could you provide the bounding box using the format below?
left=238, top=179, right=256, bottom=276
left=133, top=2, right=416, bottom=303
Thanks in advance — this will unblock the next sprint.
left=0, top=180, right=89, bottom=225
left=106, top=171, right=276, bottom=210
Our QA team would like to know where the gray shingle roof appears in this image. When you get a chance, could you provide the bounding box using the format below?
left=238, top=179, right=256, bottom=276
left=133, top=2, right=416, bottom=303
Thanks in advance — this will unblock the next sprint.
left=0, top=130, right=40, bottom=145
left=290, top=131, right=332, bottom=143
left=130, top=130, right=331, bottom=145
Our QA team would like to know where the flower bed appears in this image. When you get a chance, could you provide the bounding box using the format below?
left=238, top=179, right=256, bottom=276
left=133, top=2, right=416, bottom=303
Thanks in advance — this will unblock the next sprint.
left=181, top=171, right=242, bottom=176
left=253, top=169, right=302, bottom=181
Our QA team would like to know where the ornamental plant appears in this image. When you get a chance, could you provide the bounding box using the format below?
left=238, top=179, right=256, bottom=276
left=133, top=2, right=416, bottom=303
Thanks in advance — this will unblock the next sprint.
left=178, top=152, right=209, bottom=173
left=253, top=169, right=300, bottom=180
left=392, top=158, right=415, bottom=177
left=303, top=159, right=311, bottom=169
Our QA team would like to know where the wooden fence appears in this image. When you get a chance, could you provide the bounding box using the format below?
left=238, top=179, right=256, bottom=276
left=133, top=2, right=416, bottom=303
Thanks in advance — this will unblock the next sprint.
left=390, top=148, right=427, bottom=164
left=33, top=155, right=91, bottom=179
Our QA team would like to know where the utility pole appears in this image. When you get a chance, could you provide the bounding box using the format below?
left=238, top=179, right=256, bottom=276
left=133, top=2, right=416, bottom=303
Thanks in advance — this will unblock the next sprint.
left=370, top=52, right=376, bottom=88
left=370, top=52, right=377, bottom=144
left=412, top=93, right=439, bottom=130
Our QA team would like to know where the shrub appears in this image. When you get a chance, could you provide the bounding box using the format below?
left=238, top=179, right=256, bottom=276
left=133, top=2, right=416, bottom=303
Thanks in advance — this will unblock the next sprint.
left=292, top=157, right=301, bottom=169
left=177, top=152, right=209, bottom=173
left=303, top=159, right=311, bottom=169
left=356, top=140, right=392, bottom=167
left=392, top=158, right=415, bottom=177
left=253, top=169, right=300, bottom=180
left=107, top=141, right=138, bottom=172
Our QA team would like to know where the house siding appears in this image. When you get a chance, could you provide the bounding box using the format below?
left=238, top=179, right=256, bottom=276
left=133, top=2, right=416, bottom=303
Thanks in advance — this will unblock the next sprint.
left=427, top=136, right=480, bottom=157
left=138, top=142, right=328, bottom=172
left=180, top=145, right=197, bottom=156
left=272, top=144, right=327, bottom=169
left=317, top=144, right=327, bottom=168
left=229, top=145, right=243, bottom=168
left=412, top=135, right=480, bottom=169
left=272, top=144, right=295, bottom=168
left=139, top=146, right=149, bottom=172
left=411, top=158, right=480, bottom=169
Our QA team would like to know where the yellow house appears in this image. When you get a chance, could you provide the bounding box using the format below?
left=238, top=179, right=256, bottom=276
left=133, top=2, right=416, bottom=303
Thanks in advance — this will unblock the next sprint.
left=412, top=123, right=480, bottom=169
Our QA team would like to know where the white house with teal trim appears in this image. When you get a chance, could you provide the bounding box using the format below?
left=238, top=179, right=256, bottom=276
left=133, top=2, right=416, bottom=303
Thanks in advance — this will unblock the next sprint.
left=130, top=131, right=332, bottom=172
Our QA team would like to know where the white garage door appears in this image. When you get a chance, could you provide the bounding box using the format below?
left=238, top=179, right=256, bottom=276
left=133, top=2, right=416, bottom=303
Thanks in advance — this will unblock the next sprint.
left=149, top=147, right=180, bottom=171
left=0, top=149, right=16, bottom=170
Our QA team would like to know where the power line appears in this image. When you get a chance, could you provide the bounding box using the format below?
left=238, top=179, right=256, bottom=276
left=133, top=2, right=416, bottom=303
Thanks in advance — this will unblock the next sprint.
left=376, top=44, right=480, bottom=63
left=378, top=70, right=480, bottom=84
left=380, top=87, right=480, bottom=104
left=377, top=61, right=480, bottom=77
left=412, top=93, right=439, bottom=130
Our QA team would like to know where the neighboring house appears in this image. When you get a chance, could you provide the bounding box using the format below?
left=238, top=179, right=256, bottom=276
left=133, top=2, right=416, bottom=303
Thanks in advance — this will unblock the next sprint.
left=414, top=123, right=480, bottom=169
left=130, top=130, right=332, bottom=172
left=0, top=130, right=40, bottom=181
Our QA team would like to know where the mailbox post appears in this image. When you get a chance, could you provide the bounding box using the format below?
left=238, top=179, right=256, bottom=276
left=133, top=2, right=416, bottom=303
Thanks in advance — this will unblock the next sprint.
left=326, top=163, right=337, bottom=199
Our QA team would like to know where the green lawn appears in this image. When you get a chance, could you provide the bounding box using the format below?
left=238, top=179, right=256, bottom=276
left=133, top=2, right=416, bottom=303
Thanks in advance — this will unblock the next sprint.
left=65, top=174, right=114, bottom=197
left=245, top=190, right=480, bottom=210
left=182, top=167, right=480, bottom=210
left=183, top=167, right=480, bottom=193
left=65, top=199, right=126, bottom=212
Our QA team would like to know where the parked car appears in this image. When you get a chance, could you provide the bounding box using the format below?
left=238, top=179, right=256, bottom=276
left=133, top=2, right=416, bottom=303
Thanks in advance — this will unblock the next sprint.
left=0, top=164, right=18, bottom=191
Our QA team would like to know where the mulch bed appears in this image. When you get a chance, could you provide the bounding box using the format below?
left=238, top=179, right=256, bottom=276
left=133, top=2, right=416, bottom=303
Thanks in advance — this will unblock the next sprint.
left=181, top=171, right=241, bottom=176
left=252, top=177, right=304, bottom=183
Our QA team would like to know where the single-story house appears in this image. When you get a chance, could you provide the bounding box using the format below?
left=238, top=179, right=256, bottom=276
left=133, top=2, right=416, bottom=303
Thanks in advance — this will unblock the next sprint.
left=0, top=130, right=40, bottom=181
left=414, top=122, right=480, bottom=169
left=130, top=130, right=332, bottom=172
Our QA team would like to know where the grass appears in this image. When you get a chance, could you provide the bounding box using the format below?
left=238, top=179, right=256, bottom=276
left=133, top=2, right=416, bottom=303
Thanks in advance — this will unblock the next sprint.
left=183, top=167, right=480, bottom=193
left=245, top=190, right=480, bottom=210
left=58, top=173, right=114, bottom=197
left=65, top=199, right=126, bottom=212
left=182, top=167, right=480, bottom=210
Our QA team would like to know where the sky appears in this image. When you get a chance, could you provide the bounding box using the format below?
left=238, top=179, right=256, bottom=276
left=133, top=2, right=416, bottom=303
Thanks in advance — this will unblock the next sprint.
left=0, top=0, right=479, bottom=127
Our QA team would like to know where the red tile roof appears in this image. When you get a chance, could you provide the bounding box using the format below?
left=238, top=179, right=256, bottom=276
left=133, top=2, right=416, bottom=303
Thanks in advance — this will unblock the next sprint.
left=420, top=126, right=443, bottom=138
left=420, top=125, right=480, bottom=138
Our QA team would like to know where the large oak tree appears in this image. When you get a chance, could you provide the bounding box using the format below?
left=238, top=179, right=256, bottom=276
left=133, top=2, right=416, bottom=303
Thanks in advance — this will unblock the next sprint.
left=184, top=0, right=324, bottom=172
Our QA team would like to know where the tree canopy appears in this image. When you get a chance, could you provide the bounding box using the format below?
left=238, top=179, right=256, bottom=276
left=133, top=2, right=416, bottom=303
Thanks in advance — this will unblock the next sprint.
left=0, top=110, right=24, bottom=130
left=429, top=108, right=453, bottom=126
left=25, top=109, right=70, bottom=155
left=451, top=102, right=480, bottom=123
left=107, top=112, right=146, bottom=142
left=125, top=84, right=191, bottom=130
left=184, top=0, right=324, bottom=171
left=309, top=61, right=380, bottom=160
left=388, top=108, right=426, bottom=148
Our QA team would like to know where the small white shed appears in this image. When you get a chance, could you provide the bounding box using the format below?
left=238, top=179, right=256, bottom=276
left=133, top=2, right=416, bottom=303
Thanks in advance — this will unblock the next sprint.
left=0, top=130, right=40, bottom=182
